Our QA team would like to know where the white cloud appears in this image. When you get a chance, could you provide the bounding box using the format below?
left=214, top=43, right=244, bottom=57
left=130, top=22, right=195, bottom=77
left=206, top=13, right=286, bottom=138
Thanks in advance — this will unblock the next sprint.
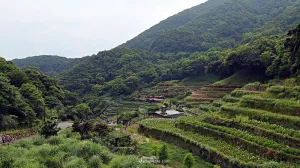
left=0, top=0, right=207, bottom=59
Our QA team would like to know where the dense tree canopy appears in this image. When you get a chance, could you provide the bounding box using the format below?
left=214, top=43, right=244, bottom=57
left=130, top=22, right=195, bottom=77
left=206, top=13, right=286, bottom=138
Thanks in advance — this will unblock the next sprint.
left=122, top=0, right=300, bottom=53
left=58, top=48, right=218, bottom=96
left=0, top=57, right=73, bottom=130
left=12, top=55, right=89, bottom=77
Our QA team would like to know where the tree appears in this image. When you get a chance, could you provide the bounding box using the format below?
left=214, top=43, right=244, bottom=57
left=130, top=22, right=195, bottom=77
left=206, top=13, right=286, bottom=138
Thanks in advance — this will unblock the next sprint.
left=19, top=83, right=45, bottom=117
left=72, top=120, right=81, bottom=132
left=78, top=121, right=93, bottom=140
left=183, top=153, right=194, bottom=168
left=7, top=69, right=29, bottom=87
left=40, top=120, right=60, bottom=138
left=93, top=122, right=111, bottom=137
left=158, top=144, right=169, bottom=165
left=75, top=103, right=92, bottom=120
left=0, top=75, right=35, bottom=128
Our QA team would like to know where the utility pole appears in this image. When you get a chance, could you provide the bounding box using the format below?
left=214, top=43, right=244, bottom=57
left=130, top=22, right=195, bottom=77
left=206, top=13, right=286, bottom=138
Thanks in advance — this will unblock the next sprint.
left=44, top=105, right=46, bottom=123
left=169, top=95, right=172, bottom=109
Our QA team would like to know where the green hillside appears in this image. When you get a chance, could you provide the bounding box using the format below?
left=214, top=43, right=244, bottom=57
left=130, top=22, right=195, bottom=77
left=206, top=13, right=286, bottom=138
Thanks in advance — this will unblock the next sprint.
left=12, top=55, right=89, bottom=77
left=58, top=48, right=218, bottom=96
left=122, top=0, right=300, bottom=53
left=0, top=57, right=72, bottom=131
left=3, top=1, right=300, bottom=167
left=139, top=83, right=300, bottom=167
left=58, top=24, right=300, bottom=98
left=120, top=0, right=227, bottom=51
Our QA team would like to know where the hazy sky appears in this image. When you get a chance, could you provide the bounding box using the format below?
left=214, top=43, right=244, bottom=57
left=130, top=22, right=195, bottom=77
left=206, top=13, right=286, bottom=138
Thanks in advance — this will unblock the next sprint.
left=0, top=0, right=207, bottom=60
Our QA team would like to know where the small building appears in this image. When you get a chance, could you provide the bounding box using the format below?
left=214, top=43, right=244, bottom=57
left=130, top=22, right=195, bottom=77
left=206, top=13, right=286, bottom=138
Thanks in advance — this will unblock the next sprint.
left=149, top=105, right=187, bottom=118
left=147, top=98, right=164, bottom=103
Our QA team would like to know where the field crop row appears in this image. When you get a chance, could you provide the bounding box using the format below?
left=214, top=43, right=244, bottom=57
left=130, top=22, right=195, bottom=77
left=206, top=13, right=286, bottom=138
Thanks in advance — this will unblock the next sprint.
left=139, top=119, right=292, bottom=168
left=221, top=105, right=300, bottom=130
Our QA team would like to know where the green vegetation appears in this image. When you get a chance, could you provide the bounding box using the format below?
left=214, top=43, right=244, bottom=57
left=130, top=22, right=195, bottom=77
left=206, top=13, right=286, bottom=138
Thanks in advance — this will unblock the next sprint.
left=214, top=70, right=265, bottom=86
left=12, top=55, right=88, bottom=77
left=240, top=95, right=300, bottom=116
left=266, top=85, right=300, bottom=100
left=177, top=116, right=300, bottom=160
left=139, top=79, right=300, bottom=167
left=58, top=48, right=218, bottom=96
left=0, top=135, right=149, bottom=168
left=5, top=0, right=300, bottom=167
left=55, top=23, right=300, bottom=99
left=137, top=141, right=213, bottom=168
left=123, top=0, right=300, bottom=54
left=139, top=119, right=291, bottom=167
left=0, top=57, right=72, bottom=131
left=183, top=153, right=194, bottom=168
left=203, top=115, right=300, bottom=148
left=221, top=105, right=300, bottom=130
left=179, top=74, right=218, bottom=86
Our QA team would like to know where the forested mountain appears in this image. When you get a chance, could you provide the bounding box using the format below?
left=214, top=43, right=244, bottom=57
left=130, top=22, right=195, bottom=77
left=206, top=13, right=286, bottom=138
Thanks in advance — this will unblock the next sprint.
left=59, top=24, right=300, bottom=97
left=12, top=55, right=89, bottom=77
left=0, top=57, right=77, bottom=130
left=120, top=0, right=227, bottom=51
left=122, top=0, right=300, bottom=53
left=13, top=0, right=300, bottom=98
left=58, top=48, right=219, bottom=96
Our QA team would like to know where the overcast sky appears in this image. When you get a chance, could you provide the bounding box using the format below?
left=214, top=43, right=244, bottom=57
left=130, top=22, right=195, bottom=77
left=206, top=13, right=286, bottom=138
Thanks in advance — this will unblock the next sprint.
left=0, top=0, right=207, bottom=60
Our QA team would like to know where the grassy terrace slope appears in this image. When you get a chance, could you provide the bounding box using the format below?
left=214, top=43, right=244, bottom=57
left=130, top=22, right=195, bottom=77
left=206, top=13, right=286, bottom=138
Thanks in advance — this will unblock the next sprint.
left=139, top=119, right=291, bottom=167
left=139, top=83, right=300, bottom=167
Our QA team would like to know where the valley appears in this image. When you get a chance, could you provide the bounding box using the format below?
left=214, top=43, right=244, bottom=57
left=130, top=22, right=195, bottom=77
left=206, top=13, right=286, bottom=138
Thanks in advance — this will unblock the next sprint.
left=1, top=0, right=300, bottom=167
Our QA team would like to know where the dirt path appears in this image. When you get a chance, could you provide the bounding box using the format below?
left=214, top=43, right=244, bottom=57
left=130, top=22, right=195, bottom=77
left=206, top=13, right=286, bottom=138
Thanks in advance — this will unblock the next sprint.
left=58, top=121, right=73, bottom=130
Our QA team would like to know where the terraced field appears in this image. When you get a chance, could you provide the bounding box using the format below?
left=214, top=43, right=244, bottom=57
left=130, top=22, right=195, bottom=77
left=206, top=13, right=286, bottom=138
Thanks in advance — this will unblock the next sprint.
left=139, top=84, right=300, bottom=167
left=105, top=101, right=155, bottom=117
left=185, top=85, right=240, bottom=103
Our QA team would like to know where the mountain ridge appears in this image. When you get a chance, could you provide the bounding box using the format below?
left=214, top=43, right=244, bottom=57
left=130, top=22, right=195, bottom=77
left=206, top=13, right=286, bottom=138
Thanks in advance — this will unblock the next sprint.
left=122, top=0, right=300, bottom=53
left=12, top=55, right=89, bottom=77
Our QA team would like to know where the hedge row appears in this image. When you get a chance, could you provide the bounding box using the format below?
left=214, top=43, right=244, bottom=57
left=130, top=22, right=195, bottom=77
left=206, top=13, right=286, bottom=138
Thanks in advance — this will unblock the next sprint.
left=176, top=118, right=300, bottom=160
left=266, top=86, right=300, bottom=100
left=203, top=116, right=300, bottom=149
left=199, top=104, right=219, bottom=112
left=231, top=90, right=263, bottom=98
left=240, top=95, right=300, bottom=116
left=222, top=95, right=240, bottom=103
left=221, top=105, right=300, bottom=130
left=246, top=119, right=300, bottom=140
left=139, top=119, right=290, bottom=168
left=212, top=100, right=226, bottom=107
left=242, top=82, right=270, bottom=92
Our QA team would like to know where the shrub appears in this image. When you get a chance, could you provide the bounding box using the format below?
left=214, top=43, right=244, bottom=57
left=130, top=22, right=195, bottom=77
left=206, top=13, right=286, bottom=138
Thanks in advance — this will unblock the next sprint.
left=223, top=95, right=240, bottom=103
left=183, top=153, right=195, bottom=168
left=47, top=136, right=64, bottom=145
left=93, top=122, right=111, bottom=137
left=88, top=155, right=103, bottom=168
left=158, top=144, right=169, bottom=164
left=40, top=120, right=60, bottom=138
left=221, top=105, right=300, bottom=130
left=266, top=86, right=300, bottom=100
left=66, top=157, right=87, bottom=168
left=242, top=82, right=269, bottom=91
left=32, top=137, right=45, bottom=146
left=240, top=95, right=300, bottom=116
left=12, top=158, right=42, bottom=168
left=44, top=157, right=63, bottom=168
left=109, top=155, right=140, bottom=168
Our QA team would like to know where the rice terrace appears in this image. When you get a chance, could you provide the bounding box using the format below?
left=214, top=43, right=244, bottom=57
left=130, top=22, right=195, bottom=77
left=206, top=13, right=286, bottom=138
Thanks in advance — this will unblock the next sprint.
left=2, top=0, right=300, bottom=167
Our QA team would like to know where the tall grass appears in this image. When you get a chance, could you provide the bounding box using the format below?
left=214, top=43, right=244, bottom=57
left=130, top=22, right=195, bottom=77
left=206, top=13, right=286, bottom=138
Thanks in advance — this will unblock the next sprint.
left=0, top=135, right=150, bottom=168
